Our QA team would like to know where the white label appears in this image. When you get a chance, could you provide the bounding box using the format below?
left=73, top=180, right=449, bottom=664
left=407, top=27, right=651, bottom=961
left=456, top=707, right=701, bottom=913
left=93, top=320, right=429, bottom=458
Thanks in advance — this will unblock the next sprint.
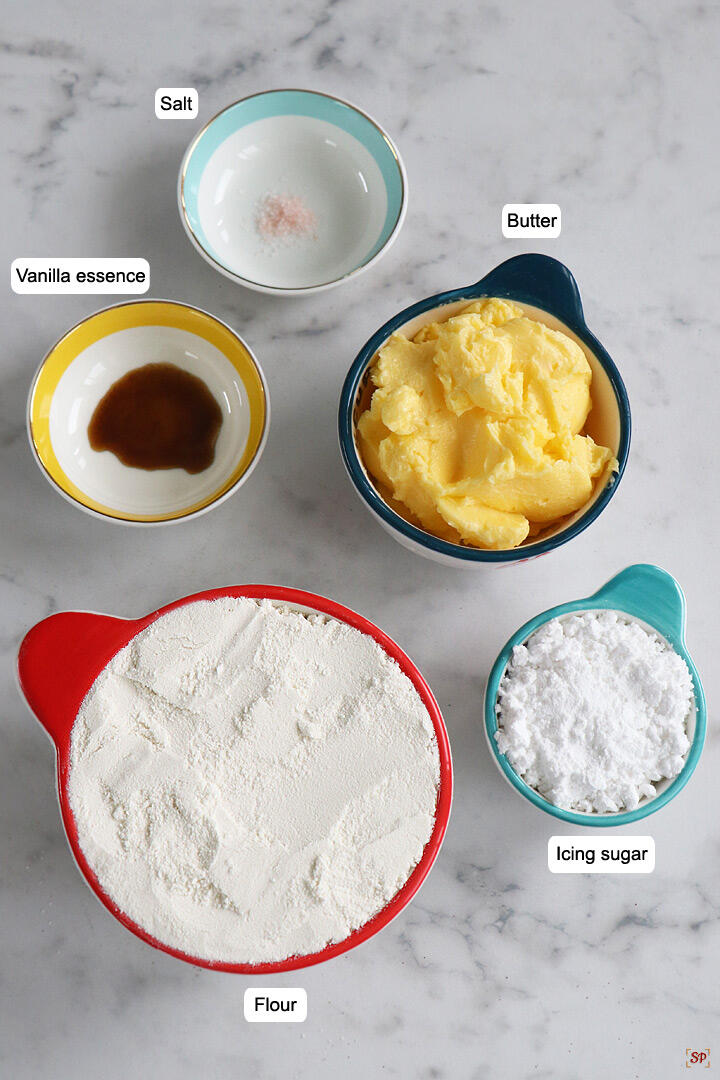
left=502, top=203, right=561, bottom=238
left=243, top=988, right=307, bottom=1023
left=11, top=258, right=149, bottom=294
left=155, top=87, right=198, bottom=119
left=548, top=836, right=655, bottom=874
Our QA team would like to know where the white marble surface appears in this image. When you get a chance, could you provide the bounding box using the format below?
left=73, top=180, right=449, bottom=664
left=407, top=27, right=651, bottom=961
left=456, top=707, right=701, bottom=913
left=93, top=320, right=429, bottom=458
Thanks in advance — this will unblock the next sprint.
left=2, top=2, right=719, bottom=1077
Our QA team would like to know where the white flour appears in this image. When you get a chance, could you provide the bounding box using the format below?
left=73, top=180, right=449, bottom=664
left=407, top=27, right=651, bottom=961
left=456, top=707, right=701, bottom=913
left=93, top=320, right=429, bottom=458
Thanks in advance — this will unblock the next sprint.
left=68, top=598, right=440, bottom=964
left=495, top=610, right=694, bottom=813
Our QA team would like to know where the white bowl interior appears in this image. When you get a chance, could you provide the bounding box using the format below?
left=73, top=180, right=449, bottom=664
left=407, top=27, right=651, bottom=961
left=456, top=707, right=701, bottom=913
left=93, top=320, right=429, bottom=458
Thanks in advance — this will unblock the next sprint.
left=197, top=115, right=389, bottom=289
left=352, top=298, right=623, bottom=549
left=49, top=325, right=253, bottom=517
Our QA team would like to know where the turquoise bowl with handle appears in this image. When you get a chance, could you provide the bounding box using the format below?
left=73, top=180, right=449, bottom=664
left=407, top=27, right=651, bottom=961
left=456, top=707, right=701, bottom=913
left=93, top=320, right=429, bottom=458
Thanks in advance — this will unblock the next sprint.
left=484, top=564, right=706, bottom=826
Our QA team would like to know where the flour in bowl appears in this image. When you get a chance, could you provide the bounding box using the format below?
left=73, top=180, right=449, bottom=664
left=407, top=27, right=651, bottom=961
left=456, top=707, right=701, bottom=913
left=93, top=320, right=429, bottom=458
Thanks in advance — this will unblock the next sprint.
left=495, top=610, right=694, bottom=813
left=68, top=598, right=441, bottom=964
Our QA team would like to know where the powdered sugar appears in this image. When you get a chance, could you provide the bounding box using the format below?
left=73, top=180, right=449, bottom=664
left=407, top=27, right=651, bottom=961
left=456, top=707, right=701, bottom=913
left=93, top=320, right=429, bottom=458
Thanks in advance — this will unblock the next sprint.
left=495, top=610, right=694, bottom=813
left=68, top=598, right=440, bottom=964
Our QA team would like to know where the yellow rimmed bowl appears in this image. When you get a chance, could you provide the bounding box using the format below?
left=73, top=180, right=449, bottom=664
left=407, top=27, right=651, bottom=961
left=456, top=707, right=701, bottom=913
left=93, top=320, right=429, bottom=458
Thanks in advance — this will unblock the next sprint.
left=27, top=299, right=269, bottom=525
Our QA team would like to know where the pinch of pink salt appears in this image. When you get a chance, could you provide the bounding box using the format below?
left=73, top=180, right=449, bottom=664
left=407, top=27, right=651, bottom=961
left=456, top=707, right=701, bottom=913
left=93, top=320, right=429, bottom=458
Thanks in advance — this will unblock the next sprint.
left=255, top=193, right=317, bottom=242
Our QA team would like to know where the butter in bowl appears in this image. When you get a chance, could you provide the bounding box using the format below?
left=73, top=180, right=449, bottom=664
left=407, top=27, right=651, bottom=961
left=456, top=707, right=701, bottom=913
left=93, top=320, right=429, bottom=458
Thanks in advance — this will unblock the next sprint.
left=339, top=254, right=631, bottom=566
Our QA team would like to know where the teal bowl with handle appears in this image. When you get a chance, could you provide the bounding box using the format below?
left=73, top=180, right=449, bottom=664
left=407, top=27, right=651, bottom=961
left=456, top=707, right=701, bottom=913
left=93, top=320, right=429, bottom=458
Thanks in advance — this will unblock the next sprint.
left=484, top=564, right=707, bottom=826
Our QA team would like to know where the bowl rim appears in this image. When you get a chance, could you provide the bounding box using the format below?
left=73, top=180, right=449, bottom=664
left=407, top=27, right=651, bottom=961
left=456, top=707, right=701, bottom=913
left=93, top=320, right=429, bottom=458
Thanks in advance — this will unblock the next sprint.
left=17, top=584, right=453, bottom=973
left=26, top=297, right=270, bottom=527
left=482, top=565, right=707, bottom=825
left=338, top=255, right=632, bottom=562
left=177, top=87, right=408, bottom=295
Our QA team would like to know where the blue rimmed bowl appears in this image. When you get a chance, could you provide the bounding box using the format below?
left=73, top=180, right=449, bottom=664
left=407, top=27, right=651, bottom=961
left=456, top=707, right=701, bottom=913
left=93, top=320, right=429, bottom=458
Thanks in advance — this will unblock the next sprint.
left=178, top=89, right=407, bottom=295
left=484, top=564, right=707, bottom=826
left=339, top=254, right=631, bottom=566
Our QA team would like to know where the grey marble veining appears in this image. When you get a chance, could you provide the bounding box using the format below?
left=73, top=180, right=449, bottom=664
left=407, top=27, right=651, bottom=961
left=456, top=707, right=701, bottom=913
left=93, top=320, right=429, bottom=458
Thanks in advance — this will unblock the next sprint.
left=2, top=1, right=719, bottom=1077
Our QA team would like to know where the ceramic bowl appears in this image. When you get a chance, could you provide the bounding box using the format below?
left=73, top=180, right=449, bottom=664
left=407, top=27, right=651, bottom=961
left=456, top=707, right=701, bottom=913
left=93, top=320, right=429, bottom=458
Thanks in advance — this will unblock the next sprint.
left=484, top=564, right=706, bottom=826
left=17, top=584, right=452, bottom=973
left=178, top=89, right=407, bottom=294
left=339, top=254, right=631, bottom=566
left=27, top=299, right=269, bottom=525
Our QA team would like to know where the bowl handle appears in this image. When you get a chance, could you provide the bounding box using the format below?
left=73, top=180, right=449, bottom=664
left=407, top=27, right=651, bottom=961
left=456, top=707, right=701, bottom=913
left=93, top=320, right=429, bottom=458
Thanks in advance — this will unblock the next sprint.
left=588, top=564, right=687, bottom=643
left=471, top=254, right=585, bottom=328
left=17, top=611, right=134, bottom=746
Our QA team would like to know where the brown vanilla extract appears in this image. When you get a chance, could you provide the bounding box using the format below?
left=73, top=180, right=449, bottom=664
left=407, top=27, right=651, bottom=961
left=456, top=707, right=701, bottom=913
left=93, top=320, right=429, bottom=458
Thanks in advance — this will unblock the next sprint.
left=88, top=363, right=223, bottom=474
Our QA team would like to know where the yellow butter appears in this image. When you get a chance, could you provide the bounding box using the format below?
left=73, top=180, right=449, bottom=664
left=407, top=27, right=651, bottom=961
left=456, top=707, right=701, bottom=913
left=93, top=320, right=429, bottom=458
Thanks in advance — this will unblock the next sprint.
left=356, top=298, right=618, bottom=550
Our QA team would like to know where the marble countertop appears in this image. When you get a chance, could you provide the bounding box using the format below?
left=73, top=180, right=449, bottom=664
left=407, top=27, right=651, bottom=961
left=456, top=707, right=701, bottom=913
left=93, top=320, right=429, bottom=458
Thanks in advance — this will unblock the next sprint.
left=2, top=1, right=718, bottom=1077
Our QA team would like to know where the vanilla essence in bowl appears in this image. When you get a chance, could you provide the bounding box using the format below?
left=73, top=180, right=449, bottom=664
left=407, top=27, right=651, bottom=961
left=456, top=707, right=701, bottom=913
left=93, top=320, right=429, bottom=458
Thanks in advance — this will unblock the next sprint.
left=27, top=300, right=269, bottom=525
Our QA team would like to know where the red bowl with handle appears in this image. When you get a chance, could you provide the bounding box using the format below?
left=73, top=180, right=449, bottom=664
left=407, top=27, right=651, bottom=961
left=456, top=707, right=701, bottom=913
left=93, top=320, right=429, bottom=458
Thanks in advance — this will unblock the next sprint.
left=17, top=584, right=453, bottom=973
